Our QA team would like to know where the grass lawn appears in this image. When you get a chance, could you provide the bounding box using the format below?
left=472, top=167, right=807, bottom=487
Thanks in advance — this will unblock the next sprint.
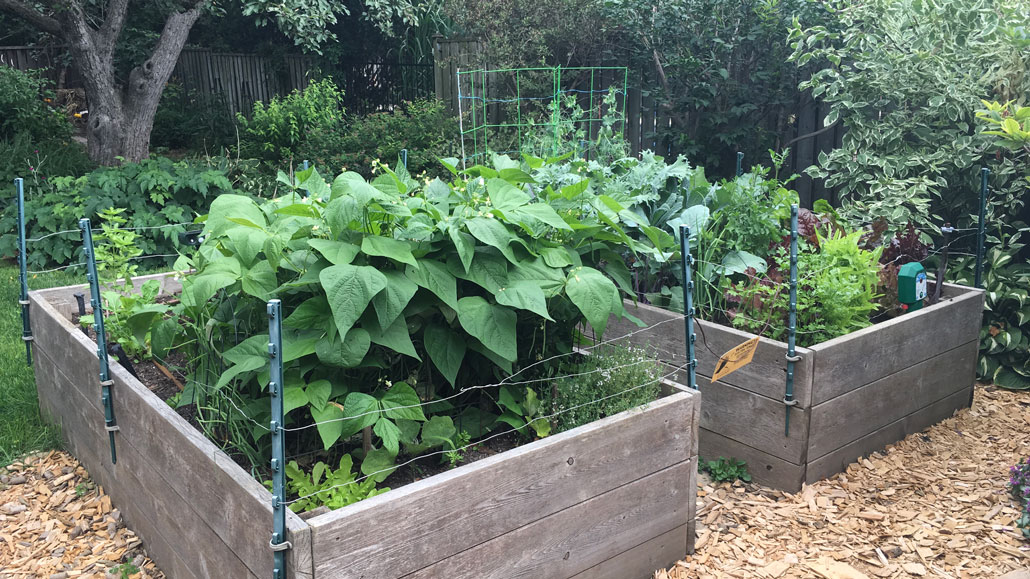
left=0, top=264, right=84, bottom=466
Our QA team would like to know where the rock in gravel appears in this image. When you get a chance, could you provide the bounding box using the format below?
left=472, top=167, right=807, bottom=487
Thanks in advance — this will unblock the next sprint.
left=901, top=562, right=927, bottom=576
left=7, top=475, right=26, bottom=484
left=49, top=572, right=68, bottom=579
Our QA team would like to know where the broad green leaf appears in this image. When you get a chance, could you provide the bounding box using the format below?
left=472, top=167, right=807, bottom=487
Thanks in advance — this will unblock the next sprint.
left=424, top=324, right=466, bottom=387
left=227, top=227, right=269, bottom=267
left=466, top=217, right=519, bottom=263
left=305, top=380, right=332, bottom=412
left=204, top=195, right=265, bottom=237
left=374, top=417, right=403, bottom=455
left=215, top=358, right=265, bottom=390
left=368, top=315, right=420, bottom=360
left=315, top=328, right=371, bottom=368
left=456, top=296, right=518, bottom=362
left=275, top=202, right=320, bottom=218
left=497, top=386, right=523, bottom=415
left=449, top=227, right=475, bottom=274
left=283, top=386, right=308, bottom=416
left=341, top=392, right=380, bottom=440
left=380, top=382, right=427, bottom=421
left=459, top=252, right=508, bottom=293
left=308, top=239, right=360, bottom=265
left=331, top=172, right=386, bottom=205
left=420, top=415, right=456, bottom=447
left=507, top=256, right=567, bottom=297
left=320, top=264, right=388, bottom=337
left=284, top=296, right=331, bottom=330
left=566, top=266, right=617, bottom=337
left=150, top=317, right=178, bottom=359
left=360, top=448, right=398, bottom=482
left=514, top=203, right=572, bottom=231
left=496, top=282, right=554, bottom=321
left=311, top=403, right=345, bottom=450
left=468, top=340, right=513, bottom=374
left=324, top=197, right=362, bottom=236
left=405, top=261, right=459, bottom=311
left=222, top=334, right=267, bottom=367
left=371, top=271, right=418, bottom=331
left=361, top=235, right=418, bottom=267
left=282, top=330, right=319, bottom=362
left=181, top=267, right=239, bottom=308
left=720, top=251, right=767, bottom=275
left=540, top=246, right=573, bottom=268
left=487, top=178, right=530, bottom=212
left=242, top=261, right=277, bottom=300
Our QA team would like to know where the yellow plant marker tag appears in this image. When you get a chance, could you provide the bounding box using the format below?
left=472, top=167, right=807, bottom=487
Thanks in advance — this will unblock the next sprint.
left=711, top=336, right=760, bottom=382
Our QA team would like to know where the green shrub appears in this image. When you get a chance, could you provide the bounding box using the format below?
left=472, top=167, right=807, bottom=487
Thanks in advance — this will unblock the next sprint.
left=151, top=83, right=236, bottom=152
left=0, top=67, right=71, bottom=143
left=0, top=132, right=94, bottom=190
left=236, top=78, right=346, bottom=163
left=302, top=98, right=458, bottom=179
left=541, top=346, right=663, bottom=433
left=0, top=157, right=235, bottom=269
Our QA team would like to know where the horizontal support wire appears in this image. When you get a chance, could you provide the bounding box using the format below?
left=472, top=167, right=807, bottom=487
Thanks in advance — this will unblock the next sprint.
left=282, top=361, right=690, bottom=506
left=25, top=222, right=195, bottom=243
left=280, top=316, right=684, bottom=433
left=26, top=252, right=181, bottom=275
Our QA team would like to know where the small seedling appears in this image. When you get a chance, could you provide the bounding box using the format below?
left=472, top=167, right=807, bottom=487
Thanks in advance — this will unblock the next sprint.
left=74, top=481, right=91, bottom=497
left=444, top=430, right=472, bottom=467
left=109, top=562, right=139, bottom=578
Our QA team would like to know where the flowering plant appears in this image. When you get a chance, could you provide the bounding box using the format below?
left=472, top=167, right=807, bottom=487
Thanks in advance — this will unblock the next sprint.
left=1010, top=457, right=1030, bottom=540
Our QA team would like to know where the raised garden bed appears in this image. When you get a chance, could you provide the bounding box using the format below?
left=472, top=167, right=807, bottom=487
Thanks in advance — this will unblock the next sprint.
left=607, top=283, right=984, bottom=491
left=30, top=272, right=701, bottom=579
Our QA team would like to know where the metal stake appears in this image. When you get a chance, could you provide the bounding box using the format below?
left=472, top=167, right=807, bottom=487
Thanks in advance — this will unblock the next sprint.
left=15, top=178, right=32, bottom=365
left=268, top=300, right=289, bottom=579
left=679, top=225, right=697, bottom=390
left=736, top=151, right=744, bottom=177
left=784, top=205, right=800, bottom=436
left=401, top=149, right=408, bottom=169
left=975, top=167, right=988, bottom=289
left=80, top=218, right=118, bottom=463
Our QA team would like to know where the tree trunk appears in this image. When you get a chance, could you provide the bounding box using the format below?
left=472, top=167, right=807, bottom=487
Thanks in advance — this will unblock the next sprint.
left=59, top=1, right=201, bottom=165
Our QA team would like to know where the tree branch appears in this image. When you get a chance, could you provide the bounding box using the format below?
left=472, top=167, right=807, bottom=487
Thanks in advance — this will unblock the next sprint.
left=0, top=0, right=61, bottom=35
left=98, top=0, right=130, bottom=49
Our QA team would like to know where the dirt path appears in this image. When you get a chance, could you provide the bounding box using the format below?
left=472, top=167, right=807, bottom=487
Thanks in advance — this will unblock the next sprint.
left=0, top=452, right=163, bottom=579
left=660, top=386, right=1030, bottom=578
left=2, top=386, right=1027, bottom=578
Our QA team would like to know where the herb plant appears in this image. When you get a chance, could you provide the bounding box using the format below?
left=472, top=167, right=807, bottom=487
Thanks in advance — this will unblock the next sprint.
left=1010, top=457, right=1030, bottom=540
left=701, top=456, right=751, bottom=483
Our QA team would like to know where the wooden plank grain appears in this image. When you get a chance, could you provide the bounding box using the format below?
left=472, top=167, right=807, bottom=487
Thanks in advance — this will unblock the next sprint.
left=809, top=284, right=984, bottom=404
left=404, top=461, right=693, bottom=579
left=698, top=428, right=805, bottom=492
left=309, top=391, right=698, bottom=579
left=808, top=340, right=978, bottom=459
left=608, top=300, right=814, bottom=407
left=569, top=525, right=689, bottom=579
left=806, top=386, right=973, bottom=484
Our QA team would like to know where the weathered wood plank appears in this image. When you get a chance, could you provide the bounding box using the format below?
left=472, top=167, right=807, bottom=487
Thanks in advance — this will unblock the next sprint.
left=32, top=347, right=259, bottom=579
left=808, top=340, right=978, bottom=459
left=805, top=386, right=973, bottom=484
left=30, top=288, right=313, bottom=579
left=403, top=461, right=693, bottom=579
left=568, top=524, right=689, bottom=579
left=308, top=391, right=699, bottom=579
left=608, top=300, right=814, bottom=407
left=698, top=428, right=805, bottom=492
left=809, top=284, right=984, bottom=404
left=662, top=365, right=809, bottom=464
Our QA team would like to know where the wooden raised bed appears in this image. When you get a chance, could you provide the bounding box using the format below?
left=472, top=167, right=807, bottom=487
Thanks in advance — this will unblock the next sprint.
left=29, top=273, right=701, bottom=579
left=607, top=283, right=985, bottom=491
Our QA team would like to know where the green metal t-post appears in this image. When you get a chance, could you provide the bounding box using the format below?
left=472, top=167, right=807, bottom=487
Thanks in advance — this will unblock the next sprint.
left=268, top=300, right=288, bottom=579
left=679, top=225, right=697, bottom=390
left=784, top=205, right=799, bottom=436
left=15, top=178, right=32, bottom=365
left=975, top=167, right=988, bottom=289
left=736, top=152, right=744, bottom=177
left=80, top=218, right=118, bottom=463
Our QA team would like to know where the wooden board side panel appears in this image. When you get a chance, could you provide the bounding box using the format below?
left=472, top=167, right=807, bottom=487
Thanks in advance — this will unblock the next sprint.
left=809, top=285, right=984, bottom=403
left=698, top=428, right=805, bottom=492
left=808, top=340, right=978, bottom=459
left=402, top=461, right=693, bottom=579
left=32, top=347, right=259, bottom=579
left=568, top=525, right=689, bottom=579
left=805, top=386, right=973, bottom=484
left=607, top=300, right=814, bottom=407
left=310, top=392, right=698, bottom=579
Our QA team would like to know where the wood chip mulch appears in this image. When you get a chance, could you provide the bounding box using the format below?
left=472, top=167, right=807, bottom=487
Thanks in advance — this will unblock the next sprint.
left=659, top=386, right=1030, bottom=579
left=0, top=451, right=163, bottom=579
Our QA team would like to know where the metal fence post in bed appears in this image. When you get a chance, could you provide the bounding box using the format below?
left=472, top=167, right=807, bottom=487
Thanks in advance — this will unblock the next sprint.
left=736, top=152, right=744, bottom=177
left=679, top=225, right=697, bottom=390
left=783, top=205, right=800, bottom=436
left=975, top=167, right=988, bottom=289
left=79, top=218, right=119, bottom=463
left=15, top=178, right=33, bottom=365
left=268, top=299, right=290, bottom=579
